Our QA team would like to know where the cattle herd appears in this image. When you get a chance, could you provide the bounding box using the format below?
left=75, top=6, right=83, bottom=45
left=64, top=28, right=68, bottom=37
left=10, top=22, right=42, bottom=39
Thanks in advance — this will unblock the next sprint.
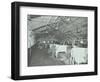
left=36, top=41, right=88, bottom=65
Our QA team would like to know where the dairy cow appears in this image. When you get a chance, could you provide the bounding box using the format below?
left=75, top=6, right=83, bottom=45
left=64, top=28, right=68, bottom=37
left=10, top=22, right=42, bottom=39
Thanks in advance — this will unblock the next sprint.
left=55, top=44, right=67, bottom=57
left=71, top=46, right=88, bottom=64
left=49, top=44, right=67, bottom=58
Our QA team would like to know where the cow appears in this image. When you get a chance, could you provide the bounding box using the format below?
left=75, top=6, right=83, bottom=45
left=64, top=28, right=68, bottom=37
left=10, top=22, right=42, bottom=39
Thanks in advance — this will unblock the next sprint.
left=49, top=44, right=67, bottom=58
left=55, top=44, right=67, bottom=58
left=71, top=46, right=88, bottom=64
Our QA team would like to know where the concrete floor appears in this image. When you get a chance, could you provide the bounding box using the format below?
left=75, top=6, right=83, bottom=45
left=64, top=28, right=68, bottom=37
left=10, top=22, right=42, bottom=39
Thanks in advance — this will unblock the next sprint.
left=28, top=45, right=64, bottom=67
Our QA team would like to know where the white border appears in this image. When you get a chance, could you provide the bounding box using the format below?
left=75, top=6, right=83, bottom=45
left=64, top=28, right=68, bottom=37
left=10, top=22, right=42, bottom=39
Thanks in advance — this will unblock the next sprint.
left=20, top=6, right=95, bottom=76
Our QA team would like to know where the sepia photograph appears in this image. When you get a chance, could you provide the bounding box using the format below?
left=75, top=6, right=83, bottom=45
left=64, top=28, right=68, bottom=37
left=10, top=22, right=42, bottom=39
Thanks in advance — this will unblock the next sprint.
left=27, top=15, right=88, bottom=67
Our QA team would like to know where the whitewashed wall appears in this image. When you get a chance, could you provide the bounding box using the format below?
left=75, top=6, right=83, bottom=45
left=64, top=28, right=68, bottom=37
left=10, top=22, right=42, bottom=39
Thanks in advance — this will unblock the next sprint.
left=27, top=30, right=35, bottom=48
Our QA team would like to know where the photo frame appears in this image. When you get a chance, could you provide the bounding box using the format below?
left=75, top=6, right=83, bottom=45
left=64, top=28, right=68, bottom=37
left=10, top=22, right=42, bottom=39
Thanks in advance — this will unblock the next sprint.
left=11, top=1, right=98, bottom=80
